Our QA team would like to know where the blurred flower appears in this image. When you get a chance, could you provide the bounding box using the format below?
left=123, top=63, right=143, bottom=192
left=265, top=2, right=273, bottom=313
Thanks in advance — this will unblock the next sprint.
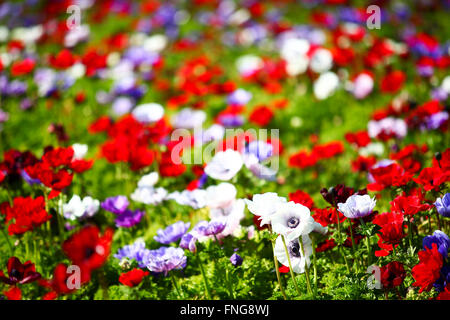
left=0, top=257, right=41, bottom=285
left=204, top=149, right=243, bottom=181
left=154, top=221, right=190, bottom=244
left=114, top=239, right=151, bottom=268
left=180, top=233, right=197, bottom=253
left=62, top=226, right=113, bottom=272
left=63, top=195, right=100, bottom=221
left=230, top=253, right=243, bottom=267
left=101, top=195, right=129, bottom=214
left=115, top=209, right=145, bottom=228
left=132, top=103, right=164, bottom=124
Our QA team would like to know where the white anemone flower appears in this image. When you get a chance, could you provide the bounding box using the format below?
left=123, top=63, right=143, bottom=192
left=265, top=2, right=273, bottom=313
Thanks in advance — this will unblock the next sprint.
left=274, top=234, right=312, bottom=274
left=63, top=195, right=99, bottom=220
left=137, top=172, right=159, bottom=188
left=130, top=187, right=167, bottom=205
left=309, top=48, right=333, bottom=73
left=337, top=194, right=376, bottom=219
left=245, top=192, right=287, bottom=227
left=205, top=182, right=237, bottom=209
left=132, top=103, right=164, bottom=124
left=166, top=189, right=207, bottom=209
left=72, top=143, right=88, bottom=160
left=313, top=71, right=339, bottom=100
left=204, top=149, right=243, bottom=181
left=210, top=199, right=246, bottom=238
left=271, top=201, right=316, bottom=241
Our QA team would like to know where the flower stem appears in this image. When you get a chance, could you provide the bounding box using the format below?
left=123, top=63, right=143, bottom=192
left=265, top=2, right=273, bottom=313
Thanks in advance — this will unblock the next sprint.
left=281, top=235, right=302, bottom=297
left=1, top=227, right=14, bottom=257
left=336, top=213, right=351, bottom=272
left=196, top=253, right=212, bottom=299
left=270, top=236, right=287, bottom=300
left=348, top=222, right=359, bottom=272
left=311, top=237, right=318, bottom=295
left=299, top=237, right=313, bottom=296
left=225, top=268, right=235, bottom=299
left=170, top=272, right=183, bottom=299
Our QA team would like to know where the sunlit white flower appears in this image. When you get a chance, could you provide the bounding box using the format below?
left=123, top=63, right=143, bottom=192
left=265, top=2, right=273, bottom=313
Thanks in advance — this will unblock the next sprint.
left=166, top=189, right=207, bottom=209
left=137, top=172, right=159, bottom=188
left=143, top=34, right=168, bottom=52
left=72, top=143, right=88, bottom=160
left=64, top=24, right=90, bottom=47
left=358, top=142, right=384, bottom=157
left=313, top=71, right=339, bottom=100
left=63, top=195, right=99, bottom=220
left=205, top=182, right=237, bottom=209
left=274, top=234, right=312, bottom=273
left=172, top=108, right=206, bottom=129
left=271, top=202, right=316, bottom=241
left=236, top=55, right=263, bottom=77
left=310, top=48, right=333, bottom=73
left=245, top=192, right=287, bottom=227
left=204, top=149, right=243, bottom=181
left=130, top=186, right=168, bottom=205
left=368, top=117, right=407, bottom=139
left=280, top=38, right=310, bottom=61
left=210, top=199, right=245, bottom=238
left=351, top=72, right=374, bottom=99
left=132, top=103, right=164, bottom=123
left=337, top=194, right=376, bottom=219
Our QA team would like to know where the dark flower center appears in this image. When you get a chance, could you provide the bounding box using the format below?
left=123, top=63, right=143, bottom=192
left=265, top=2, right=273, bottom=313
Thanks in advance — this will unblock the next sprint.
left=288, top=241, right=301, bottom=258
left=10, top=269, right=21, bottom=279
left=85, top=247, right=95, bottom=259
left=287, top=217, right=300, bottom=228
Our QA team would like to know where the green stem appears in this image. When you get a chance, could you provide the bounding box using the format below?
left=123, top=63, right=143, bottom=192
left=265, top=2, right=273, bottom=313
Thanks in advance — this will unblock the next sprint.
left=336, top=213, right=351, bottom=272
left=311, top=237, right=318, bottom=295
left=281, top=235, right=302, bottom=297
left=348, top=222, right=359, bottom=272
left=299, top=237, right=313, bottom=295
left=196, top=253, right=212, bottom=299
left=1, top=227, right=14, bottom=257
left=170, top=272, right=183, bottom=299
left=270, top=237, right=287, bottom=300
left=225, top=268, right=235, bottom=299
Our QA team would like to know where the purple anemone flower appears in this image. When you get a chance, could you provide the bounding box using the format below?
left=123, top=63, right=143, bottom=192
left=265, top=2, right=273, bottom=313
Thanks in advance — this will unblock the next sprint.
left=154, top=221, right=191, bottom=245
left=115, top=209, right=145, bottom=228
left=114, top=240, right=152, bottom=268
left=230, top=252, right=243, bottom=267
left=423, top=230, right=450, bottom=259
left=180, top=233, right=197, bottom=253
left=146, top=247, right=187, bottom=276
left=435, top=193, right=450, bottom=218
left=205, top=220, right=226, bottom=236
left=101, top=196, right=129, bottom=214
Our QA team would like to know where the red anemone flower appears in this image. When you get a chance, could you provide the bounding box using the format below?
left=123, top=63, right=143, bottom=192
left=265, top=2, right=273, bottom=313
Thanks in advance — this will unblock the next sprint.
left=119, top=268, right=149, bottom=287
left=412, top=243, right=443, bottom=293
left=0, top=257, right=41, bottom=285
left=62, top=226, right=113, bottom=272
